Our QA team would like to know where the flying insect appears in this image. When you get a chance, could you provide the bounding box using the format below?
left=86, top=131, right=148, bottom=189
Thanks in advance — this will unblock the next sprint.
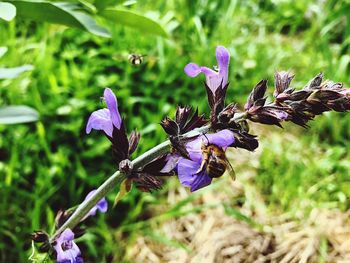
left=128, top=54, right=145, bottom=65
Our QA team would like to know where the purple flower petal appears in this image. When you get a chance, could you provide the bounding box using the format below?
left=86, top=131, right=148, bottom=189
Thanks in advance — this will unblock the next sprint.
left=54, top=228, right=82, bottom=263
left=104, top=88, right=122, bottom=129
left=86, top=88, right=122, bottom=136
left=160, top=154, right=180, bottom=173
left=60, top=228, right=74, bottom=241
left=184, top=63, right=201, bottom=77
left=199, top=66, right=217, bottom=77
left=177, top=158, right=212, bottom=192
left=203, top=129, right=235, bottom=148
left=185, top=129, right=235, bottom=159
left=190, top=170, right=212, bottom=192
left=86, top=109, right=113, bottom=137
left=216, top=46, right=230, bottom=78
left=184, top=46, right=230, bottom=93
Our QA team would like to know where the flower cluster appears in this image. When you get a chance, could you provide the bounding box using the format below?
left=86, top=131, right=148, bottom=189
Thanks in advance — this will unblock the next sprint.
left=242, top=71, right=350, bottom=128
left=34, top=45, right=350, bottom=262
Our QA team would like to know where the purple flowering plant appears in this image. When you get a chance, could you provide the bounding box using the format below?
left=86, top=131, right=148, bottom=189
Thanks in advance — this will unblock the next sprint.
left=31, top=46, right=350, bottom=262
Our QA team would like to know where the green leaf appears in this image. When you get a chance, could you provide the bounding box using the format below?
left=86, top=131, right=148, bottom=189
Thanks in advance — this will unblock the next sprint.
left=101, top=8, right=168, bottom=37
left=0, top=64, right=33, bottom=79
left=0, top=2, right=16, bottom=21
left=10, top=0, right=110, bottom=38
left=0, top=105, right=39, bottom=124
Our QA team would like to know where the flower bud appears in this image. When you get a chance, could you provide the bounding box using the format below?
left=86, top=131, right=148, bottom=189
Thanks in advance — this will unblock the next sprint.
left=31, top=230, right=49, bottom=243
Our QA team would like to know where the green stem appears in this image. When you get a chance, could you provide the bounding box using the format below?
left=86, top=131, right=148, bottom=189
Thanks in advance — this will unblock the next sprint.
left=50, top=125, right=210, bottom=242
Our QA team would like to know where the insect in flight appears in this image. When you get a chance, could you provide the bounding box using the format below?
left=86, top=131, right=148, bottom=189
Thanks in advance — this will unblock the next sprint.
left=128, top=54, right=146, bottom=65
left=195, top=135, right=236, bottom=180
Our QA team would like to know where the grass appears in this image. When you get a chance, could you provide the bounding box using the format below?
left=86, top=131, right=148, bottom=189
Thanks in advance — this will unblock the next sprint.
left=1, top=0, right=350, bottom=262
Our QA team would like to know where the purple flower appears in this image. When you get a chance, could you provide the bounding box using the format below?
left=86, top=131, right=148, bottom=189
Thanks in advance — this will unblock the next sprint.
left=86, top=88, right=122, bottom=137
left=81, top=190, right=108, bottom=221
left=177, top=129, right=235, bottom=192
left=184, top=46, right=230, bottom=93
left=54, top=228, right=83, bottom=263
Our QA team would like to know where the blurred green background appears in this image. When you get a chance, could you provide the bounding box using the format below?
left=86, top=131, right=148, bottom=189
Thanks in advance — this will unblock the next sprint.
left=1, top=0, right=350, bottom=262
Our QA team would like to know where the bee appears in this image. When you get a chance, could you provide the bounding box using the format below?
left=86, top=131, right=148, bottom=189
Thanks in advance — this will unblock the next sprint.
left=128, top=54, right=145, bottom=65
left=195, top=138, right=236, bottom=180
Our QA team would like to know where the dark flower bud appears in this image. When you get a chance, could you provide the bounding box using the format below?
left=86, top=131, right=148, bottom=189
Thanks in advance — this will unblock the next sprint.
left=314, top=90, right=342, bottom=101
left=160, top=117, right=180, bottom=136
left=321, top=81, right=343, bottom=90
left=307, top=72, right=323, bottom=89
left=327, top=96, right=350, bottom=112
left=119, top=159, right=133, bottom=175
left=127, top=155, right=175, bottom=192
left=38, top=242, right=52, bottom=253
left=161, top=106, right=206, bottom=158
left=162, top=106, right=207, bottom=136
left=175, top=106, right=192, bottom=128
left=181, top=108, right=207, bottom=133
left=128, top=129, right=140, bottom=155
left=55, top=210, right=72, bottom=229
left=130, top=172, right=163, bottom=192
left=110, top=122, right=130, bottom=164
left=287, top=90, right=311, bottom=101
left=274, top=71, right=294, bottom=97
left=218, top=103, right=237, bottom=123
left=214, top=81, right=229, bottom=110
left=205, top=80, right=230, bottom=125
left=31, top=230, right=49, bottom=243
left=205, top=82, right=215, bottom=109
left=72, top=226, right=86, bottom=239
left=231, top=131, right=259, bottom=151
left=169, top=136, right=191, bottom=159
left=245, top=80, right=267, bottom=111
left=275, top=93, right=290, bottom=102
left=142, top=155, right=175, bottom=177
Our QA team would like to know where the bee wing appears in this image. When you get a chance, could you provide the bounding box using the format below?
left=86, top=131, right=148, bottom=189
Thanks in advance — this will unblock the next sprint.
left=224, top=158, right=236, bottom=181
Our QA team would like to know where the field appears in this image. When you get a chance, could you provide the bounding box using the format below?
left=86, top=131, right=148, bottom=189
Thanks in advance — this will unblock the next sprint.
left=1, top=0, right=350, bottom=262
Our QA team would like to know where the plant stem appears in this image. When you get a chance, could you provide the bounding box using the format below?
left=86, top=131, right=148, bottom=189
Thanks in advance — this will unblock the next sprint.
left=50, top=112, right=248, bottom=241
left=50, top=125, right=211, bottom=242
